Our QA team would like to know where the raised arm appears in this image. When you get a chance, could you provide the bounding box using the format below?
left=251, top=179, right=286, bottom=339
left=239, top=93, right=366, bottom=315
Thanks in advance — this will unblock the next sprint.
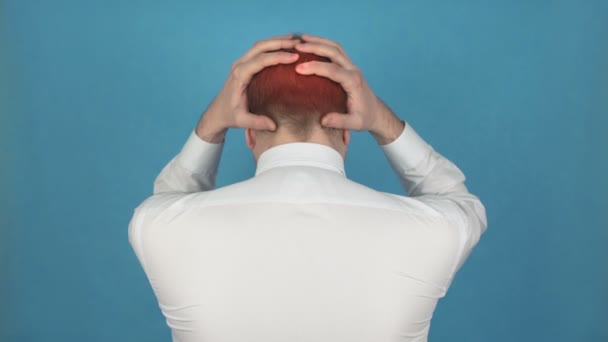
left=294, top=33, right=487, bottom=272
left=152, top=130, right=224, bottom=194
left=377, top=114, right=487, bottom=272
left=152, top=34, right=304, bottom=195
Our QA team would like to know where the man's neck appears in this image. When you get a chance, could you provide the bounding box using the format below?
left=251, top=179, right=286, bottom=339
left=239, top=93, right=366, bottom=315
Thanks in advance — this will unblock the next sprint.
left=254, top=129, right=344, bottom=162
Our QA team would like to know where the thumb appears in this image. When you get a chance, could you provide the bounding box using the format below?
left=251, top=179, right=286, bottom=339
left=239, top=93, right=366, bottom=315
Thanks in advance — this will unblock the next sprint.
left=321, top=112, right=351, bottom=129
left=242, top=113, right=277, bottom=131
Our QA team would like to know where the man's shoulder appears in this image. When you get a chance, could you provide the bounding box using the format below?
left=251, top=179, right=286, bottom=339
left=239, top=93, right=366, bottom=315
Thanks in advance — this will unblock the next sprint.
left=198, top=174, right=443, bottom=221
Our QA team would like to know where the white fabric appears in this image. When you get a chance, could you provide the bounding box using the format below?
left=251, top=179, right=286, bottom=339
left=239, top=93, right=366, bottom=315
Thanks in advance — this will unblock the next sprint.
left=129, top=122, right=487, bottom=342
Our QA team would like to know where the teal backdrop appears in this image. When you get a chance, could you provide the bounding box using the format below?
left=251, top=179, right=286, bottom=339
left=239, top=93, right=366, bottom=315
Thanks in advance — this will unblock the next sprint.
left=2, top=1, right=607, bottom=341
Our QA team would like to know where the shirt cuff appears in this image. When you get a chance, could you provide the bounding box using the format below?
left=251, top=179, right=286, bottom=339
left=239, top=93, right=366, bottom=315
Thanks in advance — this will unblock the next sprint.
left=176, top=129, right=224, bottom=174
left=380, top=121, right=432, bottom=170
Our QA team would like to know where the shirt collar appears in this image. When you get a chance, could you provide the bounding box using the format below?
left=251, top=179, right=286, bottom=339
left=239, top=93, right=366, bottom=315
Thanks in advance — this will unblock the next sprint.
left=255, top=142, right=346, bottom=177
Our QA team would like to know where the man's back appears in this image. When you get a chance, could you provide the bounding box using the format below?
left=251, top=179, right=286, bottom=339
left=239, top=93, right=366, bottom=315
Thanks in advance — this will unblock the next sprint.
left=129, top=123, right=486, bottom=342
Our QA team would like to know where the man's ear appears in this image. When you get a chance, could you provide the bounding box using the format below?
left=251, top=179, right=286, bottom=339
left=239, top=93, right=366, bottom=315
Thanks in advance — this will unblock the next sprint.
left=343, top=129, right=350, bottom=146
left=245, top=128, right=256, bottom=150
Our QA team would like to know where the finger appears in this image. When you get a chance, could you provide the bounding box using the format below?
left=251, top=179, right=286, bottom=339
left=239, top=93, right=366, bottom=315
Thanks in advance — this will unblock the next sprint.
left=295, top=42, right=354, bottom=69
left=267, top=33, right=294, bottom=40
left=235, top=51, right=299, bottom=84
left=301, top=33, right=344, bottom=51
left=294, top=61, right=354, bottom=90
left=236, top=112, right=277, bottom=131
left=240, top=38, right=300, bottom=62
left=321, top=112, right=360, bottom=130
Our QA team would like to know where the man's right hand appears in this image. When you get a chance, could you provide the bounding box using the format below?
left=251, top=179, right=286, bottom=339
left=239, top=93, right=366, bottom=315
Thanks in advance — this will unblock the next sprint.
left=294, top=33, right=405, bottom=145
left=195, top=34, right=302, bottom=143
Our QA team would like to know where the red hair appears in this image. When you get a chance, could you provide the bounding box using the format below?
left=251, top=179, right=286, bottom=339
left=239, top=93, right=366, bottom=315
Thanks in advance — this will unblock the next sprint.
left=247, top=48, right=347, bottom=137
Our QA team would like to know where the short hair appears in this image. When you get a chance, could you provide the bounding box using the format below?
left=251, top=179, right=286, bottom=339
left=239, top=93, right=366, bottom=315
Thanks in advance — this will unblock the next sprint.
left=247, top=48, right=347, bottom=139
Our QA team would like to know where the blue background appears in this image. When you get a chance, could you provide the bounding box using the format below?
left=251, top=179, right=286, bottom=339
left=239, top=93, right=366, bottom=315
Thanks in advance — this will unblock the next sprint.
left=2, top=0, right=607, bottom=341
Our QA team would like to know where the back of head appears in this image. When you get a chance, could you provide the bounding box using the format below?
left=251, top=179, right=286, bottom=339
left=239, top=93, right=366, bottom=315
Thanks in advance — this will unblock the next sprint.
left=247, top=48, right=347, bottom=140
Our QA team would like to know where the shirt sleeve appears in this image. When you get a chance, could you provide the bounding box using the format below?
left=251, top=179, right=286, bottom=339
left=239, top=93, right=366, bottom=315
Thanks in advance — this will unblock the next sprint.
left=380, top=121, right=488, bottom=273
left=153, top=129, right=224, bottom=194
left=129, top=129, right=224, bottom=272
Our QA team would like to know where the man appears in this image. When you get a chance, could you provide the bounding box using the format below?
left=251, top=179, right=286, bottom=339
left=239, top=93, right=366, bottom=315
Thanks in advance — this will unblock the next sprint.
left=129, top=33, right=487, bottom=342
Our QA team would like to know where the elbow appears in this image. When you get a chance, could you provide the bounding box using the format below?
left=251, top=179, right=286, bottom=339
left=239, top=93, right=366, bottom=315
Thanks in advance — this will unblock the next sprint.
left=153, top=175, right=170, bottom=195
left=468, top=198, right=488, bottom=249
left=476, top=199, right=488, bottom=235
left=127, top=209, right=141, bottom=251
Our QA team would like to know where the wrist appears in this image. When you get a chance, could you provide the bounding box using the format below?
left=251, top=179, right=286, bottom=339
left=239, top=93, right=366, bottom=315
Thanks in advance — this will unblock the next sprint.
left=370, top=101, right=406, bottom=145
left=195, top=114, right=227, bottom=144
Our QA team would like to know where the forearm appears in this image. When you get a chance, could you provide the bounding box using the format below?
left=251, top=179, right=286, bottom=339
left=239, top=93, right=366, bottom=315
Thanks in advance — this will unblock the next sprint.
left=369, top=99, right=406, bottom=146
left=153, top=122, right=224, bottom=194
left=195, top=111, right=228, bottom=144
left=380, top=118, right=464, bottom=196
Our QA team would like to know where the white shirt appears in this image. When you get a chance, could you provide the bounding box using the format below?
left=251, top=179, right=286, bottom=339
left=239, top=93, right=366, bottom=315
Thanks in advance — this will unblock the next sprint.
left=129, top=122, right=487, bottom=342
